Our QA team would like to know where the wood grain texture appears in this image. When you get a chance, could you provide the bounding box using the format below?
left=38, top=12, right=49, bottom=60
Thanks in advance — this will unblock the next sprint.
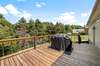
left=0, top=44, right=63, bottom=66
left=52, top=44, right=100, bottom=66
left=0, top=43, right=100, bottom=66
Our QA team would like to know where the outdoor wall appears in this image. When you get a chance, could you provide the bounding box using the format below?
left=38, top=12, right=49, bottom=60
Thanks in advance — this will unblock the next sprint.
left=88, top=19, right=100, bottom=49
left=88, top=24, right=93, bottom=44
left=94, top=19, right=100, bottom=49
left=88, top=0, right=100, bottom=49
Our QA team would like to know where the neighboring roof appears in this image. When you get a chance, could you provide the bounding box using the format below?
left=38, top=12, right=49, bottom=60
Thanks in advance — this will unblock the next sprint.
left=87, top=0, right=100, bottom=27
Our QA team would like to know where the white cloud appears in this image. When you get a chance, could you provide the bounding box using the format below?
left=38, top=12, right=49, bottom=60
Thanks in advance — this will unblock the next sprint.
left=70, top=12, right=75, bottom=14
left=52, top=12, right=91, bottom=26
left=0, top=6, right=8, bottom=14
left=0, top=4, right=90, bottom=26
left=35, top=2, right=46, bottom=8
left=19, top=11, right=32, bottom=19
left=53, top=12, right=76, bottom=24
left=0, top=4, right=32, bottom=21
left=81, top=13, right=89, bottom=17
left=5, top=4, right=21, bottom=16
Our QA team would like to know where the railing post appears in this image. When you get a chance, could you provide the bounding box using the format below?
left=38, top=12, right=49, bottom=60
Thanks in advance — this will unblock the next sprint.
left=34, top=36, right=36, bottom=49
left=2, top=42, right=4, bottom=56
left=11, top=41, right=14, bottom=54
left=0, top=36, right=50, bottom=56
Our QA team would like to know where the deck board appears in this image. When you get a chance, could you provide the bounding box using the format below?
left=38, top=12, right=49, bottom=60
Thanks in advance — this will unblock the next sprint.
left=12, top=56, right=22, bottom=66
left=4, top=59, right=10, bottom=66
left=17, top=55, right=28, bottom=66
left=52, top=44, right=100, bottom=66
left=0, top=43, right=100, bottom=66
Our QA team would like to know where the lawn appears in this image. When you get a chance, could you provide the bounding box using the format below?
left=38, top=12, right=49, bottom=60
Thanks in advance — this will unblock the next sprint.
left=71, top=35, right=88, bottom=43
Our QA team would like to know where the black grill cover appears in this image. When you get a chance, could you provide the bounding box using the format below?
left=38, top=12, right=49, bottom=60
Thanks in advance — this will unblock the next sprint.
left=50, top=35, right=72, bottom=51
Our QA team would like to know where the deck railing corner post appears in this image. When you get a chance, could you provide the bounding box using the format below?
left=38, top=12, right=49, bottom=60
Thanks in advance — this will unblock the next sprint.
left=34, top=36, right=36, bottom=49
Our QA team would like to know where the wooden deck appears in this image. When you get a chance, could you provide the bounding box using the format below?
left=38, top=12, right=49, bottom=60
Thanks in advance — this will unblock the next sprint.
left=52, top=44, right=100, bottom=66
left=0, top=44, right=63, bottom=66
left=0, top=43, right=100, bottom=66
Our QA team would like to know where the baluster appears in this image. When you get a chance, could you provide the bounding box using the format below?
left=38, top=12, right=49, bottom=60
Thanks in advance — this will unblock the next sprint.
left=28, top=38, right=30, bottom=48
left=22, top=39, right=25, bottom=50
left=11, top=40, right=13, bottom=54
left=18, top=39, right=22, bottom=51
left=27, top=38, right=29, bottom=48
left=34, top=36, right=36, bottom=49
left=42, top=37, right=44, bottom=44
left=2, top=42, right=4, bottom=56
left=30, top=38, right=33, bottom=47
left=38, top=36, right=41, bottom=44
left=31, top=38, right=33, bottom=47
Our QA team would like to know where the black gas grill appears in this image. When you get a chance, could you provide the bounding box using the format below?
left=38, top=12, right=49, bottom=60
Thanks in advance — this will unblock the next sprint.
left=50, top=35, right=72, bottom=51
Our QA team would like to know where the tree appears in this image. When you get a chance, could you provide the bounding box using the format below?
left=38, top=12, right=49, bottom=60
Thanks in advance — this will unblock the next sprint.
left=0, top=14, right=3, bottom=18
left=28, top=19, right=35, bottom=36
left=0, top=14, right=84, bottom=38
left=15, top=17, right=29, bottom=37
left=42, top=22, right=49, bottom=35
left=46, top=22, right=56, bottom=34
left=16, top=17, right=27, bottom=28
left=55, top=22, right=65, bottom=33
left=35, top=19, right=43, bottom=35
left=0, top=14, right=14, bottom=39
left=71, top=25, right=82, bottom=29
left=65, top=25, right=72, bottom=33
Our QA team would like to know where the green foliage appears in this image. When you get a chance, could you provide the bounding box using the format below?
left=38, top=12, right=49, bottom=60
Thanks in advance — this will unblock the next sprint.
left=0, top=14, right=85, bottom=57
left=28, top=19, right=35, bottom=35
left=14, top=17, right=30, bottom=37
left=15, top=17, right=27, bottom=29
left=35, top=19, right=43, bottom=34
left=55, top=22, right=65, bottom=33
left=65, top=24, right=83, bottom=33
left=0, top=14, right=14, bottom=39
left=0, top=14, right=83, bottom=39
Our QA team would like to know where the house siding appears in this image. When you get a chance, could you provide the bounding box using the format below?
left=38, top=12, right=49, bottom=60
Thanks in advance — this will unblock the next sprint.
left=88, top=19, right=100, bottom=49
left=94, top=19, right=100, bottom=48
left=88, top=26, right=93, bottom=44
left=88, top=0, right=100, bottom=49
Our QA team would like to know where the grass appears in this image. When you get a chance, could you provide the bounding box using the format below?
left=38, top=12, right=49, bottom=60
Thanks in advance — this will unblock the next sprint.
left=71, top=35, right=88, bottom=43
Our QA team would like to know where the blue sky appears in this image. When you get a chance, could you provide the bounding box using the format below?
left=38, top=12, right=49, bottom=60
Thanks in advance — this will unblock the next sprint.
left=0, top=0, right=95, bottom=26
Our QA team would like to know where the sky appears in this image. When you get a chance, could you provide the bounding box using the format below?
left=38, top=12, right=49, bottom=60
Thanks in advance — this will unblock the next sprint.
left=0, top=0, right=95, bottom=26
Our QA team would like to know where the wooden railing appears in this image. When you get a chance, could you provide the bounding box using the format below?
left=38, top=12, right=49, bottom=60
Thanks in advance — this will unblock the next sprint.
left=0, top=35, right=49, bottom=57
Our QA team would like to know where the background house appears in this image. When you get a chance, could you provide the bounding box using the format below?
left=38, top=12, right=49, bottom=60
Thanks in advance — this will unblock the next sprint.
left=87, top=0, right=100, bottom=49
left=72, top=29, right=85, bottom=34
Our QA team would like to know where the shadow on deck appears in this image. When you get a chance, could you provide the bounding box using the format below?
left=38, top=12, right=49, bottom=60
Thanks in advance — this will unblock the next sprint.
left=52, top=44, right=100, bottom=66
left=0, top=43, right=100, bottom=66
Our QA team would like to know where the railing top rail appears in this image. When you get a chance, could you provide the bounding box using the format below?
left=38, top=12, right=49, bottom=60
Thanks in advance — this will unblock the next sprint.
left=0, top=35, right=49, bottom=42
